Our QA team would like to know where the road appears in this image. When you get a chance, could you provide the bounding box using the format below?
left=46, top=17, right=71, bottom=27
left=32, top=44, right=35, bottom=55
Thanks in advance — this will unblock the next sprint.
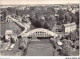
left=9, top=16, right=31, bottom=36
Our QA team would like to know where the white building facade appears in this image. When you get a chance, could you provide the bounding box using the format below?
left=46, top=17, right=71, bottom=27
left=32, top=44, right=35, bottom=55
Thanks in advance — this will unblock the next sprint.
left=63, top=22, right=77, bottom=33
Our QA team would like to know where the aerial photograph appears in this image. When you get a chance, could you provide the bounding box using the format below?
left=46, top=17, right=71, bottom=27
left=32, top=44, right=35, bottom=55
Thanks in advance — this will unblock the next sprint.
left=0, top=0, right=79, bottom=56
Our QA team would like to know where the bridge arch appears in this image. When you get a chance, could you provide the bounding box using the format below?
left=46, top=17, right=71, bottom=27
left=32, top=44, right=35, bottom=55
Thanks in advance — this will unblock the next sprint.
left=22, top=28, right=58, bottom=38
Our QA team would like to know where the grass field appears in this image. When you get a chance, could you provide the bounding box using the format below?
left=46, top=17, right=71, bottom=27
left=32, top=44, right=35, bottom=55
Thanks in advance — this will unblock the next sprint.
left=0, top=21, right=22, bottom=36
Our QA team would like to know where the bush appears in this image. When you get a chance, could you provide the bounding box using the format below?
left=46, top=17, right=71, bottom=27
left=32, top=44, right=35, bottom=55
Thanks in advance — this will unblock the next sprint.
left=61, top=46, right=72, bottom=56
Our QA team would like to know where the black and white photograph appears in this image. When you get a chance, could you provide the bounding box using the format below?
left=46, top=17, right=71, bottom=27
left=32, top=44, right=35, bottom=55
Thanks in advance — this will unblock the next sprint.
left=0, top=0, right=79, bottom=56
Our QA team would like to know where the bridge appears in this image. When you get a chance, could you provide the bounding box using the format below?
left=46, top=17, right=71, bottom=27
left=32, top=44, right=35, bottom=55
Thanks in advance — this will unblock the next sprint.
left=22, top=28, right=58, bottom=38
left=5, top=15, right=60, bottom=56
left=21, top=28, right=59, bottom=56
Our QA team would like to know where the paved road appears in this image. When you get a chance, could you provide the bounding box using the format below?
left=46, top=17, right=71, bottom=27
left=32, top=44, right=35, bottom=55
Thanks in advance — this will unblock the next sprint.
left=9, top=16, right=30, bottom=36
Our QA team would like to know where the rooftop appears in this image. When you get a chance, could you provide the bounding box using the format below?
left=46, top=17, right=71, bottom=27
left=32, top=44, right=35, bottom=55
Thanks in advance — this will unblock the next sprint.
left=63, top=22, right=76, bottom=27
left=5, top=30, right=13, bottom=34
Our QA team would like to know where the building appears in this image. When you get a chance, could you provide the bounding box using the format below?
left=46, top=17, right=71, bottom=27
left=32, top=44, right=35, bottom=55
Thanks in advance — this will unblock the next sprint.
left=54, top=7, right=60, bottom=13
left=71, top=9, right=79, bottom=14
left=5, top=30, right=17, bottom=42
left=5, top=30, right=13, bottom=41
left=0, top=14, right=2, bottom=17
left=26, top=14, right=30, bottom=18
left=62, top=22, right=77, bottom=33
left=6, top=15, right=12, bottom=22
left=55, top=14, right=59, bottom=20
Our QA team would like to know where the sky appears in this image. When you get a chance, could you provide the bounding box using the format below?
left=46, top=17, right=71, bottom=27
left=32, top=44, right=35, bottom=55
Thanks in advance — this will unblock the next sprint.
left=0, top=0, right=79, bottom=5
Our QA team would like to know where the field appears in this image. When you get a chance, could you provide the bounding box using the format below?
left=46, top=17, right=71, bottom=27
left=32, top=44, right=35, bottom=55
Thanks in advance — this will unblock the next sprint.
left=0, top=21, right=22, bottom=36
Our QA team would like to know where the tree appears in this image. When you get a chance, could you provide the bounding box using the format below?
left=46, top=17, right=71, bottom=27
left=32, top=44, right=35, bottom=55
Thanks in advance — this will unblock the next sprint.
left=35, top=20, right=41, bottom=28
left=57, top=9, right=76, bottom=24
left=1, top=9, right=8, bottom=20
left=68, top=29, right=79, bottom=42
left=61, top=45, right=73, bottom=56
left=7, top=7, right=16, bottom=14
left=61, top=39, right=73, bottom=47
left=16, top=10, right=19, bottom=16
left=44, top=15, right=56, bottom=30
left=64, top=12, right=72, bottom=23
left=75, top=11, right=79, bottom=27
left=57, top=9, right=65, bottom=24
left=44, top=22, right=50, bottom=29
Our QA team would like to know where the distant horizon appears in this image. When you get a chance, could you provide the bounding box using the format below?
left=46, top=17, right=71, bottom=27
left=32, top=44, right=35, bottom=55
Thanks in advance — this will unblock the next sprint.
left=0, top=3, right=79, bottom=6
left=0, top=3, right=79, bottom=8
left=0, top=0, right=79, bottom=5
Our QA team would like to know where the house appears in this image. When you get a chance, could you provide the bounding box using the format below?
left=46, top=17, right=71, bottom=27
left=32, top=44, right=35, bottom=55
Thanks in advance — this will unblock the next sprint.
left=54, top=7, right=60, bottom=13
left=55, top=14, right=59, bottom=20
left=0, top=14, right=2, bottom=17
left=71, top=9, right=79, bottom=14
left=62, top=22, right=77, bottom=33
left=5, top=30, right=13, bottom=41
left=6, top=15, right=12, bottom=22
left=26, top=14, right=30, bottom=18
left=55, top=14, right=59, bottom=17
left=5, top=30, right=17, bottom=42
left=54, top=7, right=60, bottom=10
